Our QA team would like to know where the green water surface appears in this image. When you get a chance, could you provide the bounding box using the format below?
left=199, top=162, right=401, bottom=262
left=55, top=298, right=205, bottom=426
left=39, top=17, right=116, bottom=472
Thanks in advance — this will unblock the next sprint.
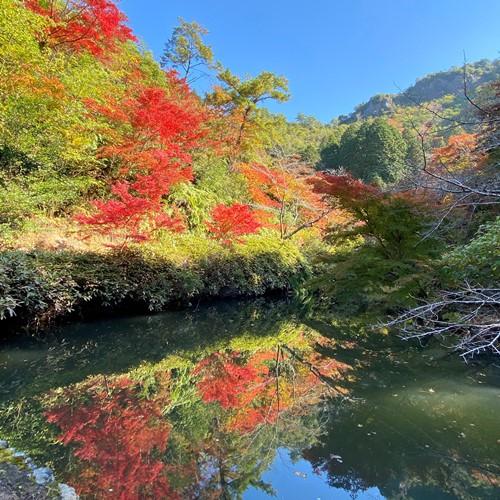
left=0, top=299, right=498, bottom=499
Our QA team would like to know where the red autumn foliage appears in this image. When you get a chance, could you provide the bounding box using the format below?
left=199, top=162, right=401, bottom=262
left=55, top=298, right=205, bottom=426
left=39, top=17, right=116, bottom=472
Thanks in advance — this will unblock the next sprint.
left=25, top=0, right=136, bottom=56
left=309, top=173, right=380, bottom=206
left=237, top=350, right=351, bottom=432
left=194, top=350, right=285, bottom=433
left=76, top=180, right=187, bottom=242
left=45, top=376, right=177, bottom=500
left=194, top=353, right=259, bottom=408
left=206, top=203, right=262, bottom=244
left=78, top=82, right=208, bottom=241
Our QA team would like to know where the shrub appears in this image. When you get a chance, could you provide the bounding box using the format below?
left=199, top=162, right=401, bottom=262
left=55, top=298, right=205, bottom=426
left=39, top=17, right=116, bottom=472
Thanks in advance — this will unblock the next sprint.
left=441, top=217, right=500, bottom=287
left=0, top=172, right=100, bottom=228
left=308, top=176, right=441, bottom=313
left=0, top=252, right=79, bottom=328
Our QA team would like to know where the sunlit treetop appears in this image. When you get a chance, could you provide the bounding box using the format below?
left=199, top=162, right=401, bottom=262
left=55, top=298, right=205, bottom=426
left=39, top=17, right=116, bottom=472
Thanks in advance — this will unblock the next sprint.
left=25, top=0, right=136, bottom=56
left=161, top=18, right=214, bottom=82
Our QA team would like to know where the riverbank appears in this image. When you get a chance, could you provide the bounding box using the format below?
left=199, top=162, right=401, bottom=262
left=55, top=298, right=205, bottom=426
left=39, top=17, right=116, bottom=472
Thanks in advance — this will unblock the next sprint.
left=0, top=233, right=309, bottom=337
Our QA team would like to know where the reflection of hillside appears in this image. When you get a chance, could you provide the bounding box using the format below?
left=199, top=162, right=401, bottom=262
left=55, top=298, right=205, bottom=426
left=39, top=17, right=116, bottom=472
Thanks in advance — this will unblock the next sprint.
left=1, top=304, right=353, bottom=498
left=1, top=302, right=498, bottom=498
left=0, top=299, right=305, bottom=403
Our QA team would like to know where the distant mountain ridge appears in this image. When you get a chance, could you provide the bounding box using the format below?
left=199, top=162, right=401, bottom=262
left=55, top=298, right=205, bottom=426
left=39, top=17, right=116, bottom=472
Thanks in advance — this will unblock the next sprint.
left=338, top=59, right=500, bottom=124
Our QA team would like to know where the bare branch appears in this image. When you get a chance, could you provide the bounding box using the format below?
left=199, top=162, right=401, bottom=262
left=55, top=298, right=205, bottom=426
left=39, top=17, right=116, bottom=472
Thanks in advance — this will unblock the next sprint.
left=386, top=286, right=500, bottom=360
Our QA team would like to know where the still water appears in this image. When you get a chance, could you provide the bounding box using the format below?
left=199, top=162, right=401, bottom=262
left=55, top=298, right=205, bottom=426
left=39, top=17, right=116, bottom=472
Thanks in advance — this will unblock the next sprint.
left=0, top=299, right=499, bottom=499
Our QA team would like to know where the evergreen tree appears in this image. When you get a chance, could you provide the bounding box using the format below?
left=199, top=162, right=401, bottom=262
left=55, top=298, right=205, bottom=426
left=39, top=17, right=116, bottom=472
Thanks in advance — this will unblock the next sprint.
left=402, top=128, right=423, bottom=174
left=318, top=127, right=345, bottom=168
left=320, top=119, right=408, bottom=184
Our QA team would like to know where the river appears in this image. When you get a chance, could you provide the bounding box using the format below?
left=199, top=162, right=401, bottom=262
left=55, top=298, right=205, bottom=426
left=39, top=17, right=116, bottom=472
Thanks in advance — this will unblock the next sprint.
left=0, top=298, right=499, bottom=499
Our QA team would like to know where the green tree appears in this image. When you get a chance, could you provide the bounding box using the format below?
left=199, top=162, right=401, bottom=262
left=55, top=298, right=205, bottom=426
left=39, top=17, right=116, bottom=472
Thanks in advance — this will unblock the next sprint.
left=206, top=68, right=289, bottom=159
left=402, top=128, right=423, bottom=173
left=160, top=18, right=214, bottom=81
left=339, top=119, right=408, bottom=184
left=318, top=126, right=346, bottom=168
left=360, top=119, right=408, bottom=184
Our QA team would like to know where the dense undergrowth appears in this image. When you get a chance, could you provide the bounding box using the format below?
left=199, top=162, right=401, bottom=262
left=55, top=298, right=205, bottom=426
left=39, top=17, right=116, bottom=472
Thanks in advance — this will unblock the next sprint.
left=0, top=232, right=308, bottom=334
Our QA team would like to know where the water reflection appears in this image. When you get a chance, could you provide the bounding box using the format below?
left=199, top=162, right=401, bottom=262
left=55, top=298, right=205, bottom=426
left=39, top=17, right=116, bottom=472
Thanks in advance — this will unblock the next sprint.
left=0, top=299, right=499, bottom=499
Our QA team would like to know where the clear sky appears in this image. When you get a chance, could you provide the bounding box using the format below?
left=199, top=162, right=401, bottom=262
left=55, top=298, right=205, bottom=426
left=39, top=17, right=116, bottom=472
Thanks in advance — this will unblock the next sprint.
left=119, top=0, right=500, bottom=122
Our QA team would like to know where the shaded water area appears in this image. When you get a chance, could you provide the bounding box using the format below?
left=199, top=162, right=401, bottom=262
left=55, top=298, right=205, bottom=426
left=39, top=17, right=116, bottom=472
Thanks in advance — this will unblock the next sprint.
left=0, top=299, right=499, bottom=499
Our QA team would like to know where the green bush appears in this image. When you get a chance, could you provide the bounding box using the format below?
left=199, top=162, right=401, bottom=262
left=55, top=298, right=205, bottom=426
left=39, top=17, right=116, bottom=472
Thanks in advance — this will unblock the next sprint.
left=308, top=244, right=436, bottom=313
left=0, top=172, right=100, bottom=228
left=0, top=252, right=79, bottom=327
left=307, top=197, right=441, bottom=313
left=441, top=217, right=500, bottom=287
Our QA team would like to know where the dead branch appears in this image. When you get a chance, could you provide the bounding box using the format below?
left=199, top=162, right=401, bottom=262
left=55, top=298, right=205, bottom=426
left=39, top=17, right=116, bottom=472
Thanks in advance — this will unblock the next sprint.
left=386, top=285, right=500, bottom=360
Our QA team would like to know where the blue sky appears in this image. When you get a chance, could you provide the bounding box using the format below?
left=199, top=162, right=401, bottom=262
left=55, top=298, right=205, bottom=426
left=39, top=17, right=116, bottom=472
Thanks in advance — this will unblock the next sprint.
left=119, top=0, right=500, bottom=122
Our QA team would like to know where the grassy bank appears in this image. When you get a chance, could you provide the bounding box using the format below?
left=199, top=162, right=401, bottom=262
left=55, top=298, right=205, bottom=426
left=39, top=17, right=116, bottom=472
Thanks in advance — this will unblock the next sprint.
left=0, top=231, right=309, bottom=336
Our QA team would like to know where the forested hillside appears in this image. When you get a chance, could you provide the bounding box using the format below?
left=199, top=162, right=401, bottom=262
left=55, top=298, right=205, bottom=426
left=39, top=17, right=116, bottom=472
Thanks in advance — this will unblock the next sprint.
left=0, top=0, right=337, bottom=333
left=0, top=0, right=498, bottom=360
left=286, top=59, right=500, bottom=183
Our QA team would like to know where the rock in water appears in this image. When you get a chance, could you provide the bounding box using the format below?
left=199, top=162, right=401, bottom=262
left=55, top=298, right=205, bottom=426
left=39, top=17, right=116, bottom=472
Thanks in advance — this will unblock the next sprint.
left=0, top=462, right=50, bottom=499
left=32, top=467, right=54, bottom=485
left=59, top=483, right=79, bottom=499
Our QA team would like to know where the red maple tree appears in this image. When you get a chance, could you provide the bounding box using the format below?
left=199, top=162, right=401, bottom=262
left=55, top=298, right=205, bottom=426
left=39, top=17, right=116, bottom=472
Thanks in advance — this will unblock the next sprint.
left=206, top=203, right=262, bottom=245
left=194, top=350, right=285, bottom=433
left=25, top=0, right=136, bottom=56
left=78, top=81, right=209, bottom=242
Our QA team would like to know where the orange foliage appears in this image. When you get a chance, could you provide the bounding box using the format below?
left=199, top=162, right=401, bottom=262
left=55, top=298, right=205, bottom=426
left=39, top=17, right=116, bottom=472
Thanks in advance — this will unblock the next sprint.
left=238, top=163, right=332, bottom=234
left=194, top=352, right=260, bottom=408
left=194, top=346, right=351, bottom=435
left=431, top=133, right=481, bottom=171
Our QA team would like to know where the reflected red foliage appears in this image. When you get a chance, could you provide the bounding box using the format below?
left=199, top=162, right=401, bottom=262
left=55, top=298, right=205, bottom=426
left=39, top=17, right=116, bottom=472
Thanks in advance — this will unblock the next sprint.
left=194, top=353, right=259, bottom=408
left=195, top=351, right=284, bottom=433
left=195, top=347, right=352, bottom=435
left=45, top=376, right=178, bottom=500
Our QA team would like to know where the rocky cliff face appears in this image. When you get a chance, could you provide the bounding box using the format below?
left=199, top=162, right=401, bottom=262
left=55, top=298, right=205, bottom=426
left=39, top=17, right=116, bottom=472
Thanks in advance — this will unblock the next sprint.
left=339, top=94, right=396, bottom=123
left=338, top=59, right=500, bottom=124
